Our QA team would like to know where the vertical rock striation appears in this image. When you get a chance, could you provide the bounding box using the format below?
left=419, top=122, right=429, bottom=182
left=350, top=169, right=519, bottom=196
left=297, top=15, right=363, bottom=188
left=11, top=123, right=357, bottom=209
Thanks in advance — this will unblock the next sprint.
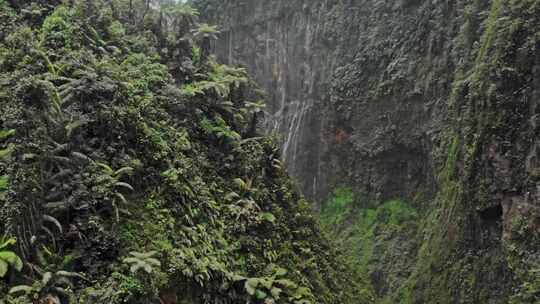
left=194, top=1, right=335, bottom=202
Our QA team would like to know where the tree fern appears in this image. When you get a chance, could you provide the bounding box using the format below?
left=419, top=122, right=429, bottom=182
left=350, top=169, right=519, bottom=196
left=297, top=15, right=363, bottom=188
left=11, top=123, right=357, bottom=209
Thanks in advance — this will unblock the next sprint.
left=192, top=23, right=220, bottom=41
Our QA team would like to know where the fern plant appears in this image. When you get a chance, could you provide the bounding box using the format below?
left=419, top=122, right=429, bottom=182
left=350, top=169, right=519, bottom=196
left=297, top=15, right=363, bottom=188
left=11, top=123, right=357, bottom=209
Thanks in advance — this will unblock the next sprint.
left=191, top=23, right=220, bottom=60
left=123, top=251, right=161, bottom=274
left=165, top=3, right=200, bottom=37
left=9, top=269, right=84, bottom=300
left=232, top=265, right=315, bottom=304
left=40, top=214, right=64, bottom=250
left=95, top=162, right=134, bottom=222
left=0, top=236, right=23, bottom=278
left=201, top=117, right=241, bottom=145
left=181, top=61, right=247, bottom=101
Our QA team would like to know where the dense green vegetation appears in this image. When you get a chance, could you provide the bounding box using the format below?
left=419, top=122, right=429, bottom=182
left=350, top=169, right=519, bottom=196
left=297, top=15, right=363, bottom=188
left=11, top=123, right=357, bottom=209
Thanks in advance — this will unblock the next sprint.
left=0, top=1, right=357, bottom=303
left=320, top=188, right=419, bottom=303
left=2, top=0, right=540, bottom=303
left=196, top=0, right=540, bottom=302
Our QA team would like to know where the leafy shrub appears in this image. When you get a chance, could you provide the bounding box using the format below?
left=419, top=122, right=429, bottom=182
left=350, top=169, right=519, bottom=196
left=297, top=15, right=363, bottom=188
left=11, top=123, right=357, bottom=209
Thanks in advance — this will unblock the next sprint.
left=0, top=237, right=22, bottom=278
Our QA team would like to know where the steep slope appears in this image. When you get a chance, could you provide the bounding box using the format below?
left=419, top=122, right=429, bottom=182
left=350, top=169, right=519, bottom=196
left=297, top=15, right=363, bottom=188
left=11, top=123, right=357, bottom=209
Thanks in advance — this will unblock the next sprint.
left=196, top=0, right=540, bottom=303
left=0, top=1, right=357, bottom=303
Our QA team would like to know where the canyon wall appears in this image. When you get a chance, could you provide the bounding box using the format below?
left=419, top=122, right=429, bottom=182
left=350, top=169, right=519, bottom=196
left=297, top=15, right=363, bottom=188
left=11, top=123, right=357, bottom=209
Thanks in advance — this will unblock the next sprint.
left=196, top=0, right=540, bottom=303
left=194, top=1, right=333, bottom=201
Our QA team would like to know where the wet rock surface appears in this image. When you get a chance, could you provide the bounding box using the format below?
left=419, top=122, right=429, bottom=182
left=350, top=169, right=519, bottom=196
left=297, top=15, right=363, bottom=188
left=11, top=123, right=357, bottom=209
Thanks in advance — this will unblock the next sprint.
left=197, top=0, right=540, bottom=302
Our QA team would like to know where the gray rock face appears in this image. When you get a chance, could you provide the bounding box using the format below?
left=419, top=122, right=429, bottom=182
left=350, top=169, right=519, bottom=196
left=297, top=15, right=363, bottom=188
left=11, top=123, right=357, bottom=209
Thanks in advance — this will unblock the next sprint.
left=195, top=0, right=443, bottom=205
left=196, top=0, right=540, bottom=302
left=194, top=1, right=335, bottom=202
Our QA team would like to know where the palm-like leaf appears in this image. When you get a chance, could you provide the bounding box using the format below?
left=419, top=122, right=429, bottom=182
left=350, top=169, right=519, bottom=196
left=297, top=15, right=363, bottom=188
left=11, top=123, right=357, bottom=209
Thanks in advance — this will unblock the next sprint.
left=192, top=23, right=220, bottom=41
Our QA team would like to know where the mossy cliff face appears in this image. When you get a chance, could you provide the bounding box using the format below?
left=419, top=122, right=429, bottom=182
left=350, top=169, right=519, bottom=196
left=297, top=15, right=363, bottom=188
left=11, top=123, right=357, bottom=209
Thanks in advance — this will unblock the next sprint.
left=193, top=0, right=337, bottom=201
left=0, top=1, right=356, bottom=303
left=196, top=0, right=540, bottom=303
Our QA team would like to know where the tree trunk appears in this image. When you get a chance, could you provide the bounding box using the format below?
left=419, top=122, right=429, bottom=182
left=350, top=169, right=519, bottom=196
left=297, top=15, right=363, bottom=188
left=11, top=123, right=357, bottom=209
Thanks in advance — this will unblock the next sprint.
left=201, top=37, right=211, bottom=61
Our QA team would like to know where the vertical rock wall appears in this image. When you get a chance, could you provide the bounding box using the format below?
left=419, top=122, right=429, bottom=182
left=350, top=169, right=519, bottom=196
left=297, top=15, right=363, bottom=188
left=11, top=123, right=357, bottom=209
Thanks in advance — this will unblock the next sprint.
left=194, top=1, right=335, bottom=201
left=196, top=0, right=540, bottom=302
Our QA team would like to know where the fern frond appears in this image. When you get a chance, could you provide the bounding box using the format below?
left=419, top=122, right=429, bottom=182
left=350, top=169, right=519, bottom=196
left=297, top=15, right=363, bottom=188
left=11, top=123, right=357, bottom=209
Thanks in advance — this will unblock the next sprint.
left=0, top=129, right=15, bottom=140
left=42, top=271, right=53, bottom=286
left=130, top=251, right=157, bottom=259
left=0, top=237, right=16, bottom=250
left=55, top=270, right=86, bottom=281
left=114, top=182, right=134, bottom=192
left=95, top=162, right=114, bottom=174
left=114, top=192, right=128, bottom=205
left=145, top=258, right=161, bottom=267
left=129, top=262, right=144, bottom=274
left=224, top=192, right=240, bottom=201
left=43, top=214, right=63, bottom=233
left=65, top=120, right=84, bottom=138
left=0, top=145, right=14, bottom=159
left=143, top=263, right=153, bottom=274
left=42, top=226, right=58, bottom=250
left=0, top=259, right=8, bottom=277
left=71, top=151, right=92, bottom=163
left=114, top=167, right=134, bottom=177
left=122, top=257, right=139, bottom=264
left=8, top=285, right=33, bottom=295
left=38, top=49, right=56, bottom=75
